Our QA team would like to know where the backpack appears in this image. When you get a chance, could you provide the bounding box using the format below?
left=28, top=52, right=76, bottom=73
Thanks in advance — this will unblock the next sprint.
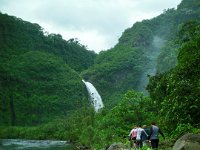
left=131, top=129, right=137, bottom=140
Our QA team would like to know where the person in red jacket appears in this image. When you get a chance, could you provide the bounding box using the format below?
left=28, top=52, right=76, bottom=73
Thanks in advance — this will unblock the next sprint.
left=128, top=125, right=137, bottom=150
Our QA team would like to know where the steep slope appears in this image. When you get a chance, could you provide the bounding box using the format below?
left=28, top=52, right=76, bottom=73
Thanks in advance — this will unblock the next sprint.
left=82, top=0, right=200, bottom=107
left=147, top=20, right=200, bottom=128
left=0, top=13, right=96, bottom=126
left=0, top=51, right=86, bottom=125
left=0, top=13, right=96, bottom=72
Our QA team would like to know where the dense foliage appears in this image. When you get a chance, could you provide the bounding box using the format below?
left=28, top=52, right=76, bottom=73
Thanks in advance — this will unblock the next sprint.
left=0, top=12, right=96, bottom=126
left=0, top=13, right=96, bottom=72
left=80, top=1, right=200, bottom=148
left=147, top=21, right=200, bottom=130
left=0, top=0, right=200, bottom=149
left=0, top=50, right=87, bottom=125
left=0, top=90, right=156, bottom=149
left=82, top=0, right=200, bottom=108
left=82, top=45, right=149, bottom=107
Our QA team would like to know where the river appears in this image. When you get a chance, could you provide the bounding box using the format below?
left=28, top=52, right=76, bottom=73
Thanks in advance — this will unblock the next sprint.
left=0, top=139, right=72, bottom=150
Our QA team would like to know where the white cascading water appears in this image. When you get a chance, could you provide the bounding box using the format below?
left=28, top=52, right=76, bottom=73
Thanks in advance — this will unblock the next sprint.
left=82, top=80, right=104, bottom=112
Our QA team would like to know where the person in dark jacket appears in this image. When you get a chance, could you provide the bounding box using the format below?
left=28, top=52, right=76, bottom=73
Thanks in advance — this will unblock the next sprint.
left=141, top=125, right=150, bottom=146
left=148, top=122, right=165, bottom=150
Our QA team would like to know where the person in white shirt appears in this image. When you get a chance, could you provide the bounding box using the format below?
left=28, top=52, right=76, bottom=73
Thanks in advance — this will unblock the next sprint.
left=135, top=125, right=148, bottom=149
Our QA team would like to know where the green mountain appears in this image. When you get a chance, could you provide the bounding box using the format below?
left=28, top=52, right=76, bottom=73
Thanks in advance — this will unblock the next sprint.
left=82, top=0, right=200, bottom=107
left=0, top=0, right=199, bottom=127
left=0, top=12, right=96, bottom=126
left=0, top=13, right=96, bottom=72
left=147, top=20, right=200, bottom=129
left=0, top=0, right=200, bottom=148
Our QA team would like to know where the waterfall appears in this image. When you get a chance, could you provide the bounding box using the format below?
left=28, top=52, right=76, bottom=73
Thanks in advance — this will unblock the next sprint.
left=82, top=80, right=104, bottom=112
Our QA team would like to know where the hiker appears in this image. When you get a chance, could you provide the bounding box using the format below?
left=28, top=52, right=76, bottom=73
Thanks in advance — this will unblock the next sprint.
left=128, top=126, right=137, bottom=150
left=148, top=122, right=165, bottom=150
left=135, top=125, right=148, bottom=149
left=141, top=125, right=150, bottom=147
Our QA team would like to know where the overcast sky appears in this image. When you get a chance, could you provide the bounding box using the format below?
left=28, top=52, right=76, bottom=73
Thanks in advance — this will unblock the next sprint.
left=0, top=0, right=182, bottom=53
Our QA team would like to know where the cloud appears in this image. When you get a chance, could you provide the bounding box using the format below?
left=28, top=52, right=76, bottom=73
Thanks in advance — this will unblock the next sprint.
left=0, top=0, right=182, bottom=53
left=37, top=0, right=135, bottom=37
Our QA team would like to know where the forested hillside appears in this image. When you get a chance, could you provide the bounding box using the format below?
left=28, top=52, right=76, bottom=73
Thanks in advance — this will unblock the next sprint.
left=82, top=0, right=200, bottom=107
left=147, top=20, right=200, bottom=129
left=0, top=12, right=96, bottom=125
left=72, top=2, right=200, bottom=147
left=0, top=0, right=200, bottom=149
left=0, top=13, right=96, bottom=72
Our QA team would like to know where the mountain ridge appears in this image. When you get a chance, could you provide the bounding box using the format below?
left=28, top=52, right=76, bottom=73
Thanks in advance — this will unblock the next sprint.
left=82, top=0, right=200, bottom=107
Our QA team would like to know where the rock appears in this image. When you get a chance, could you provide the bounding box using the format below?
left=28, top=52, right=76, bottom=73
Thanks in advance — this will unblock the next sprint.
left=173, top=133, right=200, bottom=150
left=107, top=143, right=126, bottom=150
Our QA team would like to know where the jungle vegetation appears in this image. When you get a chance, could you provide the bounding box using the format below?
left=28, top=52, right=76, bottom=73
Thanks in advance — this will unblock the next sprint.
left=0, top=0, right=200, bottom=149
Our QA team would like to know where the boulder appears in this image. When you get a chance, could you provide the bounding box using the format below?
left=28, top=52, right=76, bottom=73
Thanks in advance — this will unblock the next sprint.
left=173, top=133, right=200, bottom=150
left=107, top=143, right=126, bottom=150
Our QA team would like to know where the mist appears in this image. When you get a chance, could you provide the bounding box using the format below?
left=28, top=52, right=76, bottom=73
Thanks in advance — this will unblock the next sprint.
left=137, top=36, right=165, bottom=94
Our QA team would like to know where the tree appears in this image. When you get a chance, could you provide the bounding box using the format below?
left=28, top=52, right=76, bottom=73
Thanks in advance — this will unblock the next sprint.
left=147, top=21, right=200, bottom=129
